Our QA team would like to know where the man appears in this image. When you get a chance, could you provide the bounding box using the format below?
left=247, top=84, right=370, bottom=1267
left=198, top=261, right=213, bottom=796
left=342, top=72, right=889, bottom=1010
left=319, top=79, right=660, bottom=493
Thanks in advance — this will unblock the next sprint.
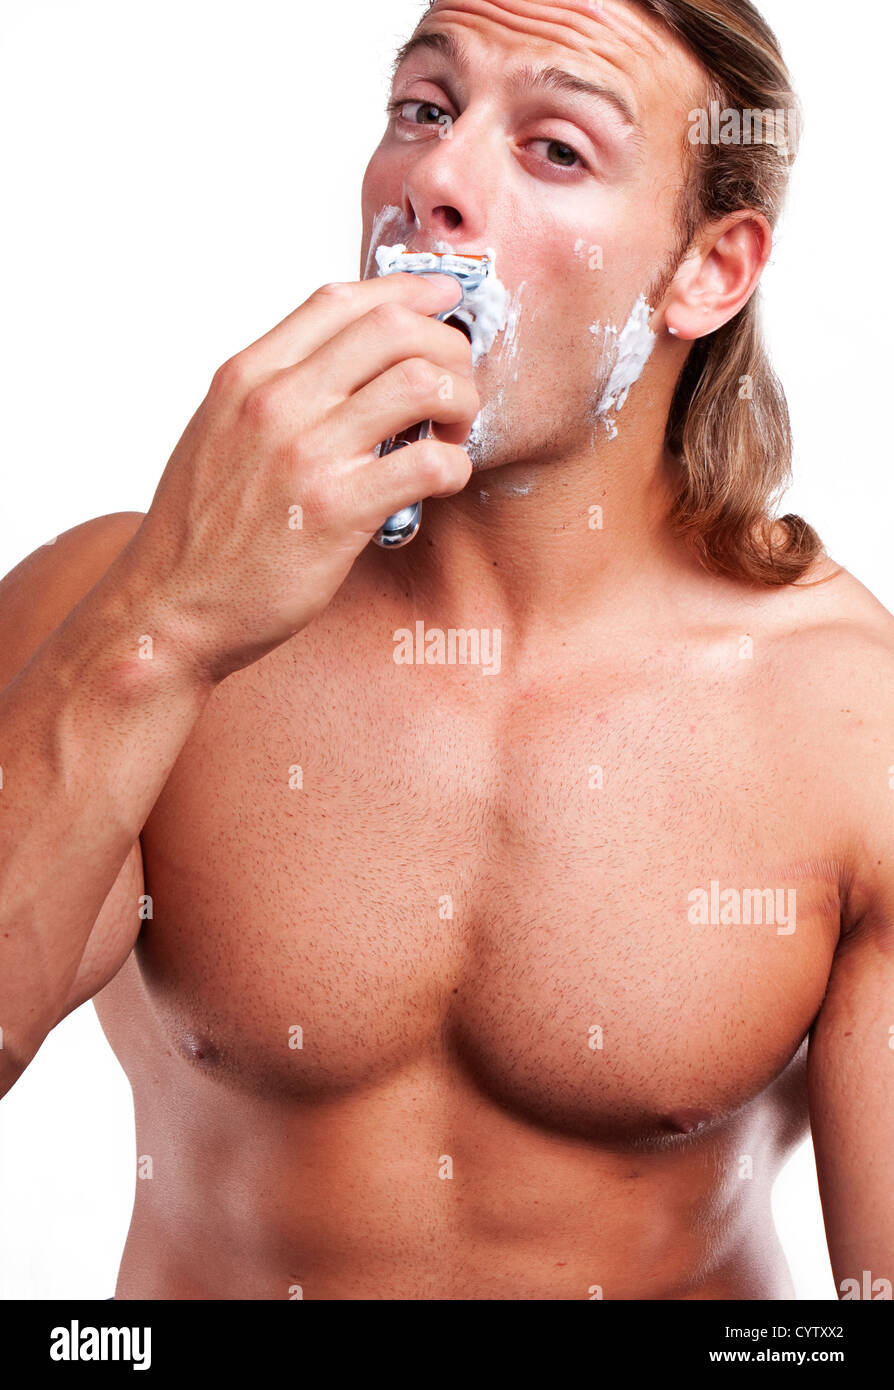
left=0, top=0, right=891, bottom=1301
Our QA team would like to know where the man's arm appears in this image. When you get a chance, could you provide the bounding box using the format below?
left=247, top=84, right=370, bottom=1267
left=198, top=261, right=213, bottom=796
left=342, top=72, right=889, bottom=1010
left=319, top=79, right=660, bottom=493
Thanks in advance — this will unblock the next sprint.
left=808, top=670, right=894, bottom=1300
left=0, top=512, right=214, bottom=1098
left=0, top=272, right=480, bottom=1099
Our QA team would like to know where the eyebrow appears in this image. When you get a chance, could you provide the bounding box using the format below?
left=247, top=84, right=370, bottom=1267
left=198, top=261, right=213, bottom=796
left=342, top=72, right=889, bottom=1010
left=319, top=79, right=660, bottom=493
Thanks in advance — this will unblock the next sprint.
left=390, top=29, right=643, bottom=145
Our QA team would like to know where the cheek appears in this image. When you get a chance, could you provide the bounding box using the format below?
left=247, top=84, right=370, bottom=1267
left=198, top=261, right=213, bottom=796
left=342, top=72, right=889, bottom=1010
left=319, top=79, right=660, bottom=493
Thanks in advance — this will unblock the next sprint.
left=524, top=273, right=599, bottom=348
left=359, top=146, right=399, bottom=228
left=502, top=221, right=622, bottom=320
left=361, top=138, right=408, bottom=196
left=526, top=185, right=660, bottom=299
left=358, top=155, right=415, bottom=279
left=360, top=152, right=385, bottom=218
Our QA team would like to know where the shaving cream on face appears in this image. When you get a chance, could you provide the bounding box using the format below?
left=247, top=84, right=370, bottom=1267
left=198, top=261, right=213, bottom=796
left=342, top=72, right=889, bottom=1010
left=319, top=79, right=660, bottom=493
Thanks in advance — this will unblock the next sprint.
left=466, top=388, right=505, bottom=468
left=497, top=280, right=525, bottom=377
left=590, top=294, right=657, bottom=440
left=363, top=206, right=405, bottom=280
left=462, top=273, right=529, bottom=469
left=374, top=242, right=510, bottom=365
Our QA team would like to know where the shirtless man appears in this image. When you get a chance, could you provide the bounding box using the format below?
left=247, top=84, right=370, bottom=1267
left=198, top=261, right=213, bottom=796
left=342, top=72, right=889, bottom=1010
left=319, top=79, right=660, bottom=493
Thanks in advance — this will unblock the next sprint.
left=1, top=0, right=892, bottom=1302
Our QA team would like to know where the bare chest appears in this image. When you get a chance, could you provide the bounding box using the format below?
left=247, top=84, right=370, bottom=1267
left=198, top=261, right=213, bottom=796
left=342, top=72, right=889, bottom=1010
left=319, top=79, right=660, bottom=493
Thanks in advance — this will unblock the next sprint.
left=123, top=629, right=840, bottom=1141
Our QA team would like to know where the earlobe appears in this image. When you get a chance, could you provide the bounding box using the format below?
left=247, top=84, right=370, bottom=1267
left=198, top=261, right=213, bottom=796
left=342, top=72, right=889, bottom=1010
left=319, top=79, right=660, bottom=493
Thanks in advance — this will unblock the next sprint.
left=664, top=313, right=703, bottom=342
left=663, top=212, right=770, bottom=343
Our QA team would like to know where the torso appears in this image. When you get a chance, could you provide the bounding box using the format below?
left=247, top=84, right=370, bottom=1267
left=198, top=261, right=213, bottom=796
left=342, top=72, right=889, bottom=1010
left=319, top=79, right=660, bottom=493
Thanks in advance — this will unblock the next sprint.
left=93, top=550, right=866, bottom=1299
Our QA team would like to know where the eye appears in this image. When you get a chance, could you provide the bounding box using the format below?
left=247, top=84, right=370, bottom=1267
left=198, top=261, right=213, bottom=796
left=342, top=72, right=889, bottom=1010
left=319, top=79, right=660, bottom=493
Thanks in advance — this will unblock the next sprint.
left=386, top=98, right=453, bottom=131
left=529, top=138, right=584, bottom=169
left=385, top=98, right=590, bottom=175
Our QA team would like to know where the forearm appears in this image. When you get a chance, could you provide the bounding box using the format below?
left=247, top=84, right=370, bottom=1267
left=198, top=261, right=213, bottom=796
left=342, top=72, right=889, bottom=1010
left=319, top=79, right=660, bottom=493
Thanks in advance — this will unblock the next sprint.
left=0, top=560, right=214, bottom=1071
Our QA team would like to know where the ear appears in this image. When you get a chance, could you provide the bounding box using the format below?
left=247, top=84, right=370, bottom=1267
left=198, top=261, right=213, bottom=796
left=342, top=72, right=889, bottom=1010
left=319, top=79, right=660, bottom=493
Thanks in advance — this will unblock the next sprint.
left=662, top=211, right=773, bottom=341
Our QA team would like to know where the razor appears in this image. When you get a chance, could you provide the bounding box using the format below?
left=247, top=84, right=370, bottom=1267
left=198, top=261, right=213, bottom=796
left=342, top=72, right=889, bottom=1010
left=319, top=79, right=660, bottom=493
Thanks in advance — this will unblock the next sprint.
left=372, top=249, right=492, bottom=549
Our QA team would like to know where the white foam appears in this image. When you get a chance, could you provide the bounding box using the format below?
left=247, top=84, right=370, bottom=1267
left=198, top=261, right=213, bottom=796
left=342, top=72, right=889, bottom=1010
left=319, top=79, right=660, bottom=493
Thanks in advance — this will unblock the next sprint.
left=466, top=388, right=503, bottom=464
left=496, top=280, right=525, bottom=369
left=375, top=242, right=510, bottom=365
left=590, top=293, right=657, bottom=439
left=363, top=206, right=404, bottom=280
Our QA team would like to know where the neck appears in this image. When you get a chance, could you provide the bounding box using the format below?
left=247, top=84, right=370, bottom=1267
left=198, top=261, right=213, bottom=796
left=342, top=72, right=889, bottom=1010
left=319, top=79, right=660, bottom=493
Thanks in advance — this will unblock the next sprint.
left=369, top=411, right=716, bottom=659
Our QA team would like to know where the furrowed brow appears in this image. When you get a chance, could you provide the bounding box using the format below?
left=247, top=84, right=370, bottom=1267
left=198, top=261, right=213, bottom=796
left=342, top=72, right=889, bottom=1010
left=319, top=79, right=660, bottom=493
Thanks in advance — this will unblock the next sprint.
left=390, top=30, right=469, bottom=84
left=390, top=31, right=643, bottom=151
left=509, top=65, right=642, bottom=143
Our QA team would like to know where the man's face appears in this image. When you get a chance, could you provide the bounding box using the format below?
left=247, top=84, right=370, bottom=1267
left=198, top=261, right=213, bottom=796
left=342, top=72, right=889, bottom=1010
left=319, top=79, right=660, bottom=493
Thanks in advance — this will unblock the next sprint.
left=360, top=0, right=707, bottom=471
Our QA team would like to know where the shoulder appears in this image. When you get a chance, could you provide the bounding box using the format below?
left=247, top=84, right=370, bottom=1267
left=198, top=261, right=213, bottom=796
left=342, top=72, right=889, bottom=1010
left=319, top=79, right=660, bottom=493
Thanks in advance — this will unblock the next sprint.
left=0, top=511, right=146, bottom=688
left=761, top=554, right=894, bottom=691
left=755, top=555, right=894, bottom=930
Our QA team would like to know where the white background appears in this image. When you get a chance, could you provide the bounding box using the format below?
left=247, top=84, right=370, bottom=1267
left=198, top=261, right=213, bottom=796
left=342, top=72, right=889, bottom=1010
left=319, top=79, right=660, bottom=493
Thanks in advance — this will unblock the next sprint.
left=1, top=0, right=890, bottom=1300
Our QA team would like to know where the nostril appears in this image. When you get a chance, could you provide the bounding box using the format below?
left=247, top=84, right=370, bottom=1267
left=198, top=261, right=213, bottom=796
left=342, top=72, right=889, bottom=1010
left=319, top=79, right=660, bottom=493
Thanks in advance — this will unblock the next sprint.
left=434, top=206, right=462, bottom=232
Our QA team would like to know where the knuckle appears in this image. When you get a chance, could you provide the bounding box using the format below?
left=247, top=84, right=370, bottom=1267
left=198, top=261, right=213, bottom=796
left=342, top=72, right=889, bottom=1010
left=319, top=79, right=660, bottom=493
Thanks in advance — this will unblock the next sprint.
left=369, top=300, right=413, bottom=335
left=396, top=356, right=437, bottom=397
left=313, top=281, right=354, bottom=304
left=211, top=354, right=248, bottom=394
left=414, top=440, right=451, bottom=487
left=241, top=381, right=280, bottom=427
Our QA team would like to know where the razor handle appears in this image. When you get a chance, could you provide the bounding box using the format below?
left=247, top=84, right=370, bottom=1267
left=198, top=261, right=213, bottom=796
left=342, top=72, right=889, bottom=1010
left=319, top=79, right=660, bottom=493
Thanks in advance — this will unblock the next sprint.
left=372, top=421, right=427, bottom=548
left=373, top=299, right=460, bottom=549
left=372, top=250, right=489, bottom=548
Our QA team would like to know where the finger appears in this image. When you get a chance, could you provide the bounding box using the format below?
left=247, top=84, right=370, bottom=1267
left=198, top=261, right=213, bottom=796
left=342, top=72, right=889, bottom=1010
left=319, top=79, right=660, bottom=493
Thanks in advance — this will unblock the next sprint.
left=344, top=438, right=474, bottom=534
left=233, top=273, right=464, bottom=384
left=295, top=302, right=473, bottom=410
left=324, top=359, right=480, bottom=458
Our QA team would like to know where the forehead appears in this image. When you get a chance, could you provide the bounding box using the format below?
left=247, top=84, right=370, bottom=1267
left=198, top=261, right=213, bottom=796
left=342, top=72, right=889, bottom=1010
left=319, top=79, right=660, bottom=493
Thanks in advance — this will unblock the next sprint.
left=406, top=1, right=706, bottom=140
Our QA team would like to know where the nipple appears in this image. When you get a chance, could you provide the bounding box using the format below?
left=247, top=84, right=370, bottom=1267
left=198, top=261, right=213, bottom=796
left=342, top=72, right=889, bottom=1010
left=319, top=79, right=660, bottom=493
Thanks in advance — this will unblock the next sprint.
left=177, top=1030, right=219, bottom=1065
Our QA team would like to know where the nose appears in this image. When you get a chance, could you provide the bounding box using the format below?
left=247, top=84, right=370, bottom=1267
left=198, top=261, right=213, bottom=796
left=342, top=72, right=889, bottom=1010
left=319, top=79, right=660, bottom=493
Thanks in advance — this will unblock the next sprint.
left=401, top=113, right=492, bottom=248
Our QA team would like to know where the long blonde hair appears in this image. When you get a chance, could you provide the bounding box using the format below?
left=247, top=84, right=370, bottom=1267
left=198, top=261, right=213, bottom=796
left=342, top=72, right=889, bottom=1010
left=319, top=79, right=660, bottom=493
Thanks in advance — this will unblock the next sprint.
left=635, top=0, right=825, bottom=586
